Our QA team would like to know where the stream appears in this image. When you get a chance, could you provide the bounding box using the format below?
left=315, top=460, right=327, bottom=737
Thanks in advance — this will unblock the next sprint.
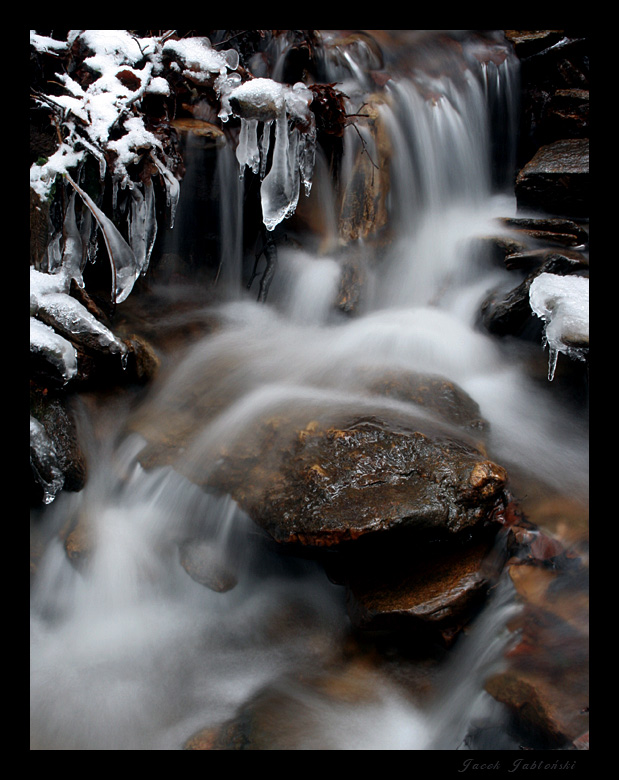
left=29, top=30, right=589, bottom=751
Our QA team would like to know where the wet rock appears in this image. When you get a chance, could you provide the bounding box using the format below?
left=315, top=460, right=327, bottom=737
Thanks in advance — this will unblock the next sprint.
left=485, top=520, right=589, bottom=749
left=339, top=96, right=392, bottom=242
left=203, top=412, right=508, bottom=547
left=121, top=334, right=160, bottom=384
left=335, top=255, right=368, bottom=315
left=515, top=138, right=589, bottom=217
left=184, top=659, right=417, bottom=750
left=343, top=537, right=498, bottom=641
left=178, top=538, right=237, bottom=592
left=170, top=118, right=225, bottom=146
left=365, top=370, right=488, bottom=439
left=497, top=217, right=588, bottom=248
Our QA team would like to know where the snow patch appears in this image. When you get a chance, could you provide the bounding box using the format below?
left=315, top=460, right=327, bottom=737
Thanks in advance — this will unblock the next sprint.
left=529, top=272, right=589, bottom=380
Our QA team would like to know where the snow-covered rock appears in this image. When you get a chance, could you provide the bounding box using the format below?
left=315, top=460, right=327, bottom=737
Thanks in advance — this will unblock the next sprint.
left=529, top=272, right=589, bottom=380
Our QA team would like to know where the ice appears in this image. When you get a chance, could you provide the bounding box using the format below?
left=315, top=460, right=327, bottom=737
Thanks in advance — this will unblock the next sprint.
left=59, top=191, right=84, bottom=286
left=529, top=272, right=589, bottom=381
left=37, top=292, right=128, bottom=358
left=30, top=317, right=78, bottom=385
left=30, top=415, right=65, bottom=504
left=64, top=174, right=139, bottom=304
left=151, top=155, right=180, bottom=229
left=235, top=119, right=260, bottom=175
left=163, top=36, right=232, bottom=81
left=261, top=113, right=301, bottom=231
left=228, top=79, right=316, bottom=231
left=31, top=266, right=128, bottom=363
left=128, top=179, right=158, bottom=277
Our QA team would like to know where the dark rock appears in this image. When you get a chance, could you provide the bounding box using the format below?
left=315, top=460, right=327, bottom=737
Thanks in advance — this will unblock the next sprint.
left=365, top=370, right=488, bottom=438
left=122, top=334, right=160, bottom=384
left=485, top=519, right=589, bottom=749
left=183, top=659, right=413, bottom=750
left=338, top=97, right=392, bottom=242
left=202, top=412, right=508, bottom=547
left=343, top=537, right=498, bottom=640
left=335, top=255, right=368, bottom=315
left=515, top=139, right=589, bottom=217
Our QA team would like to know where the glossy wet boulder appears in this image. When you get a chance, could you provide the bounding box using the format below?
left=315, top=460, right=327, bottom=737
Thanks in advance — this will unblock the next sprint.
left=190, top=411, right=508, bottom=547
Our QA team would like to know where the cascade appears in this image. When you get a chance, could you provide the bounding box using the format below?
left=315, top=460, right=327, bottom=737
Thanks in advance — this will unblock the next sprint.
left=30, top=30, right=589, bottom=752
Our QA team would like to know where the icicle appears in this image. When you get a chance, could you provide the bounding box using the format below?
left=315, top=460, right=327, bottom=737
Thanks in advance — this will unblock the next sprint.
left=298, top=117, right=317, bottom=197
left=60, top=191, right=84, bottom=286
left=547, top=346, right=559, bottom=382
left=128, top=179, right=158, bottom=277
left=64, top=173, right=139, bottom=304
left=46, top=231, right=63, bottom=273
left=151, top=155, right=180, bottom=229
left=259, top=120, right=273, bottom=179
left=260, top=111, right=301, bottom=231
left=236, top=118, right=260, bottom=176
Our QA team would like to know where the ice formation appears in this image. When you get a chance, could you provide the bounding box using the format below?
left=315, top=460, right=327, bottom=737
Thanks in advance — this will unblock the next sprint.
left=30, top=267, right=128, bottom=376
left=529, top=272, right=589, bottom=380
left=29, top=415, right=65, bottom=504
left=229, top=78, right=317, bottom=231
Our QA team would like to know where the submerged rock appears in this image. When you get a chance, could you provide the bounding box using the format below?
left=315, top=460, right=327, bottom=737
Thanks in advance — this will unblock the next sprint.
left=178, top=538, right=238, bottom=592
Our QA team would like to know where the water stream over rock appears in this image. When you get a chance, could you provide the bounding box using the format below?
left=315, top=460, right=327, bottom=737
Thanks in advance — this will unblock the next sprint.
left=30, top=30, right=589, bottom=752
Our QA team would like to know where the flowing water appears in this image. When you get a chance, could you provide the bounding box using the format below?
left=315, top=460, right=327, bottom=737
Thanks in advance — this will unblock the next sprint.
left=30, top=31, right=588, bottom=750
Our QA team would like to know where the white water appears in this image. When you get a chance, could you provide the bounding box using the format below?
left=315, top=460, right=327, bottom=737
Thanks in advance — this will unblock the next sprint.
left=30, top=31, right=588, bottom=750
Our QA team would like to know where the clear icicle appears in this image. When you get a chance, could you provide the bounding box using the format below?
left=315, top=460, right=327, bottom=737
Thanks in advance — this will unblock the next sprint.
left=64, top=173, right=139, bottom=304
left=128, top=179, right=158, bottom=277
left=151, top=155, right=180, bottom=229
left=60, top=191, right=84, bottom=286
left=259, top=120, right=273, bottom=179
left=236, top=118, right=260, bottom=175
left=261, top=111, right=301, bottom=231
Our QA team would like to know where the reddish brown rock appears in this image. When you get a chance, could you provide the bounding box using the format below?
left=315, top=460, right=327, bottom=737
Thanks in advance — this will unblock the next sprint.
left=344, top=538, right=498, bottom=640
left=203, top=412, right=508, bottom=547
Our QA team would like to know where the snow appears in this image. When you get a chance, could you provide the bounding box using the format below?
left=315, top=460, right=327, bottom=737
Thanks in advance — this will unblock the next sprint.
left=30, top=31, right=318, bottom=302
left=163, top=36, right=231, bottom=78
left=529, top=272, right=589, bottom=380
left=30, top=30, right=177, bottom=199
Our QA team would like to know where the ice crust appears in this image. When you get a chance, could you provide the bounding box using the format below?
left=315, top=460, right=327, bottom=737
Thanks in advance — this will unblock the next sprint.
left=529, top=272, right=589, bottom=380
left=30, top=267, right=127, bottom=377
left=30, top=415, right=65, bottom=504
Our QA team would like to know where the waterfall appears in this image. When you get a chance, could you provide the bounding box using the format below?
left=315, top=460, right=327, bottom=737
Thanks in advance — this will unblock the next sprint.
left=30, top=30, right=588, bottom=751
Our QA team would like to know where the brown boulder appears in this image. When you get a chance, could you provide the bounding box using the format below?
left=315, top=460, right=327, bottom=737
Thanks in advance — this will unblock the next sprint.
left=200, top=411, right=508, bottom=547
left=343, top=537, right=498, bottom=641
